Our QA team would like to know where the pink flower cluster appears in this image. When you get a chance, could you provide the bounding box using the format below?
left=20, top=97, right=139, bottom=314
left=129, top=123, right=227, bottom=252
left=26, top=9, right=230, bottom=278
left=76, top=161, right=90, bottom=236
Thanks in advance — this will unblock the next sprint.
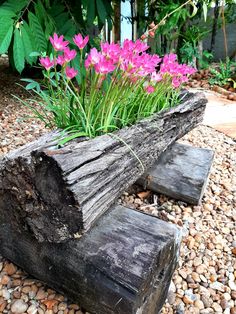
left=85, top=39, right=161, bottom=78
left=160, top=53, right=196, bottom=88
left=84, top=39, right=195, bottom=92
left=40, top=33, right=89, bottom=79
left=39, top=32, right=195, bottom=90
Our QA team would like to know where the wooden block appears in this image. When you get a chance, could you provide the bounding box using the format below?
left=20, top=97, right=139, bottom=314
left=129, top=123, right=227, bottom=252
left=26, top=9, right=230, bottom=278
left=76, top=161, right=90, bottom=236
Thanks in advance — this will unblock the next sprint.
left=0, top=205, right=181, bottom=314
left=138, top=143, right=214, bottom=205
left=0, top=92, right=207, bottom=242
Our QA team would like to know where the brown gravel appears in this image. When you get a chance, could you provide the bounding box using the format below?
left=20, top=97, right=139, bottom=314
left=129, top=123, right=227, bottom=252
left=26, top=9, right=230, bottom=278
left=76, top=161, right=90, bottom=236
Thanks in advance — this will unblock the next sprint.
left=0, top=59, right=236, bottom=313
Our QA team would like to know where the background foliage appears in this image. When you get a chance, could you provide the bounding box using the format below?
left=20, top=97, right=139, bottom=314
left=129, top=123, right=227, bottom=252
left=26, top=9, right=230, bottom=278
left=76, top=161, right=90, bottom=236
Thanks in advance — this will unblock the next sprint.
left=0, top=0, right=113, bottom=73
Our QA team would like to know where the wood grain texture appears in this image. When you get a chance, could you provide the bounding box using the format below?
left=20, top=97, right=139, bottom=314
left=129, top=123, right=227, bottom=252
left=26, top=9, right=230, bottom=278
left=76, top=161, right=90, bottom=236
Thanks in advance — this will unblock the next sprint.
left=0, top=204, right=182, bottom=314
left=0, top=92, right=207, bottom=242
left=138, top=143, right=214, bottom=204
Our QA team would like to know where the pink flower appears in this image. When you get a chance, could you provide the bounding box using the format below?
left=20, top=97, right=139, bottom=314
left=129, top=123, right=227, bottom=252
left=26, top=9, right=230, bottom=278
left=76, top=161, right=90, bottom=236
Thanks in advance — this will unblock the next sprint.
left=64, top=47, right=77, bottom=62
left=94, top=59, right=115, bottom=74
left=101, top=42, right=120, bottom=62
left=73, top=34, right=89, bottom=49
left=49, top=33, right=69, bottom=51
left=85, top=48, right=102, bottom=68
left=172, top=77, right=181, bottom=88
left=57, top=55, right=66, bottom=66
left=145, top=85, right=155, bottom=94
left=65, top=66, right=78, bottom=79
left=39, top=56, right=54, bottom=70
left=151, top=72, right=162, bottom=82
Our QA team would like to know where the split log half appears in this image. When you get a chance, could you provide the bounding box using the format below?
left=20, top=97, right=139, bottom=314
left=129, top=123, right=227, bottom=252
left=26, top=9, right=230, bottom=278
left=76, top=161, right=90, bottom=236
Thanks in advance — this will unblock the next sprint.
left=0, top=91, right=207, bottom=242
left=0, top=204, right=182, bottom=314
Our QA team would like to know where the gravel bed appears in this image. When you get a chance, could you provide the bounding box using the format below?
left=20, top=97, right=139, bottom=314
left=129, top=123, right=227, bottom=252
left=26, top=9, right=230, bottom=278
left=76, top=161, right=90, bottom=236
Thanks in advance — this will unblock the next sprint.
left=0, top=93, right=236, bottom=313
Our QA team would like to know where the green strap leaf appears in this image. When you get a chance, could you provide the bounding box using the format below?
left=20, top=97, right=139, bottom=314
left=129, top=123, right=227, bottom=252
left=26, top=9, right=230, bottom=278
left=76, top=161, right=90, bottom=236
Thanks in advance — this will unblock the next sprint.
left=13, top=28, right=25, bottom=73
left=0, top=19, right=13, bottom=54
left=189, top=1, right=198, bottom=18
left=203, top=3, right=208, bottom=22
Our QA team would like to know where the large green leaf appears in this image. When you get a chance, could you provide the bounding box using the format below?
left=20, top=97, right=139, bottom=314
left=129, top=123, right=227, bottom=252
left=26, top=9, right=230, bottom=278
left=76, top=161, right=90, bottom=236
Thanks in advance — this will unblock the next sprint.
left=96, top=0, right=107, bottom=23
left=59, top=19, right=76, bottom=38
left=1, top=0, right=28, bottom=13
left=22, top=21, right=37, bottom=63
left=21, top=23, right=33, bottom=65
left=87, top=0, right=95, bottom=24
left=34, top=0, right=47, bottom=27
left=28, top=11, right=47, bottom=53
left=0, top=7, right=16, bottom=18
left=13, top=28, right=25, bottom=73
left=0, top=18, right=13, bottom=53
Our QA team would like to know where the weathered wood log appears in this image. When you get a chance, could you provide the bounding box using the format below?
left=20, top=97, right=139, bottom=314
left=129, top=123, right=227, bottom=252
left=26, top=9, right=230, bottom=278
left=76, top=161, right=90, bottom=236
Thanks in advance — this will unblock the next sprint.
left=138, top=143, right=214, bottom=205
left=0, top=92, right=207, bottom=242
left=0, top=204, right=182, bottom=314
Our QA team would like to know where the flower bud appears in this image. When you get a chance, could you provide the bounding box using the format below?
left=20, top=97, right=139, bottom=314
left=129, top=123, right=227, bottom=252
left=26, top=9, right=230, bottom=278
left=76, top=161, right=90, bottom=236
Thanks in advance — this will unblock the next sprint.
left=140, top=34, right=147, bottom=40
left=148, top=31, right=155, bottom=38
left=149, top=22, right=155, bottom=29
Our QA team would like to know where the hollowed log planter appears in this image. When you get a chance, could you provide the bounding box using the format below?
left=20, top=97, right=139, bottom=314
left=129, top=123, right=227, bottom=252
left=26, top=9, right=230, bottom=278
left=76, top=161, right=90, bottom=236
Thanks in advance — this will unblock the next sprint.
left=0, top=91, right=207, bottom=243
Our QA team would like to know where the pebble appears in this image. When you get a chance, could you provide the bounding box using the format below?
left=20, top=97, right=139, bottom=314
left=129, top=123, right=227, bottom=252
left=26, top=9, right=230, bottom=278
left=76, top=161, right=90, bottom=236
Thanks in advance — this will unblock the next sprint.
left=27, top=304, right=38, bottom=314
left=212, top=302, right=223, bottom=312
left=4, top=262, right=17, bottom=275
left=201, top=295, right=213, bottom=308
left=231, top=308, right=236, bottom=314
left=11, top=299, right=28, bottom=313
left=210, top=281, right=225, bottom=292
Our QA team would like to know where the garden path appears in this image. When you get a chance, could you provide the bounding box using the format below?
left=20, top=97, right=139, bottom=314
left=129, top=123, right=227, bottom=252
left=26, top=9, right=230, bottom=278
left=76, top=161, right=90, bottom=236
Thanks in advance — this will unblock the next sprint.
left=191, top=89, right=236, bottom=139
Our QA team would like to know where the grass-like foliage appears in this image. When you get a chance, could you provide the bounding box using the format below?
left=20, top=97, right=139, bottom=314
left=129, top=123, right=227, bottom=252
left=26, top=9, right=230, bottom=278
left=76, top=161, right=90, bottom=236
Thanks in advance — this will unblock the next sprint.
left=20, top=33, right=195, bottom=141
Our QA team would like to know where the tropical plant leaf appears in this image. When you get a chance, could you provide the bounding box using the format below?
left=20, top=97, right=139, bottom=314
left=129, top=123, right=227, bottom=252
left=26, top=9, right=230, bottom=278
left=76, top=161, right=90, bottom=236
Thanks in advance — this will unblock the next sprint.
left=44, top=16, right=55, bottom=38
left=1, top=0, right=28, bottom=13
left=0, top=19, right=13, bottom=54
left=96, top=0, right=107, bottom=23
left=87, top=0, right=95, bottom=24
left=34, top=0, right=47, bottom=27
left=0, top=7, right=15, bottom=18
left=59, top=18, right=76, bottom=38
left=48, top=1, right=65, bottom=17
left=21, top=23, right=34, bottom=65
left=28, top=11, right=47, bottom=53
left=13, top=28, right=25, bottom=73
left=22, top=20, right=38, bottom=63
left=54, top=12, right=70, bottom=30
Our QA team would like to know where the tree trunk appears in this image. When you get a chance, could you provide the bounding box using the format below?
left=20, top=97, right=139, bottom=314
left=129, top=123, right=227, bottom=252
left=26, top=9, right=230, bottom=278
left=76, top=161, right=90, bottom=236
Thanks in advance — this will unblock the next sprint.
left=113, top=0, right=121, bottom=42
left=210, top=0, right=220, bottom=53
left=0, top=92, right=207, bottom=243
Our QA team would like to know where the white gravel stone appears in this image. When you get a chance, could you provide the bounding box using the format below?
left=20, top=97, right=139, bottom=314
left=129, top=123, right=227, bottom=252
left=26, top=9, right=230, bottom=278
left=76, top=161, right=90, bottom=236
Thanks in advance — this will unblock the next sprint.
left=11, top=299, right=28, bottom=313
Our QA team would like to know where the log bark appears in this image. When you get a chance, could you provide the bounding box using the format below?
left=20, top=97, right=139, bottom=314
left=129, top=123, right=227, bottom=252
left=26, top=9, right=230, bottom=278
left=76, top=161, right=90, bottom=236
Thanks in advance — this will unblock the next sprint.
left=0, top=91, right=207, bottom=242
left=137, top=143, right=214, bottom=205
left=0, top=204, right=181, bottom=314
